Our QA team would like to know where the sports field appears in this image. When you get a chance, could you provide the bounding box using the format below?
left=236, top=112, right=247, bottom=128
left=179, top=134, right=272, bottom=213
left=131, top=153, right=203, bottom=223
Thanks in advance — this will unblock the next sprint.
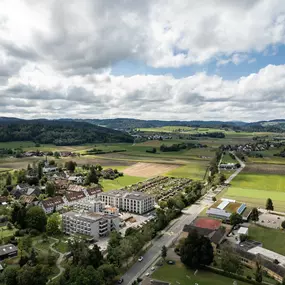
left=249, top=225, right=285, bottom=255
left=151, top=262, right=250, bottom=285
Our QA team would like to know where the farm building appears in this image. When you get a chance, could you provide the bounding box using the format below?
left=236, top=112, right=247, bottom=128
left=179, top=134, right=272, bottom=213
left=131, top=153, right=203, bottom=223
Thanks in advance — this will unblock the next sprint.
left=206, top=198, right=251, bottom=221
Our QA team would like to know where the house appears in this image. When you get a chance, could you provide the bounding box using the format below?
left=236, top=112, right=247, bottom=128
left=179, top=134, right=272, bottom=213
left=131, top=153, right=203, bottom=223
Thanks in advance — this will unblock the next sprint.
left=85, top=187, right=103, bottom=199
left=26, top=187, right=41, bottom=197
left=11, top=188, right=24, bottom=199
left=41, top=196, right=64, bottom=214
left=19, top=195, right=38, bottom=206
left=73, top=199, right=106, bottom=212
left=63, top=191, right=86, bottom=206
left=183, top=217, right=226, bottom=248
left=67, top=185, right=86, bottom=193
left=68, top=176, right=84, bottom=184
left=0, top=196, right=8, bottom=205
left=43, top=166, right=58, bottom=174
left=0, top=244, right=18, bottom=261
left=62, top=211, right=120, bottom=239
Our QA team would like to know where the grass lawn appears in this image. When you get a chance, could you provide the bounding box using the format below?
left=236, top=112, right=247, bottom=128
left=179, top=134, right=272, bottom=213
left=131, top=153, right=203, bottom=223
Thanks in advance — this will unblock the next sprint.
left=248, top=224, right=285, bottom=255
left=54, top=239, right=69, bottom=253
left=100, top=175, right=145, bottom=191
left=230, top=173, right=285, bottom=192
left=221, top=152, right=236, bottom=164
left=0, top=226, right=16, bottom=238
left=165, top=161, right=208, bottom=180
left=151, top=262, right=250, bottom=285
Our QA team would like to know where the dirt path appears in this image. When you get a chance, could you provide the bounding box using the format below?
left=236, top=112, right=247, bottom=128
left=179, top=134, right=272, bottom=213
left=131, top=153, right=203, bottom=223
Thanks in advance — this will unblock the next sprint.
left=48, top=237, right=65, bottom=282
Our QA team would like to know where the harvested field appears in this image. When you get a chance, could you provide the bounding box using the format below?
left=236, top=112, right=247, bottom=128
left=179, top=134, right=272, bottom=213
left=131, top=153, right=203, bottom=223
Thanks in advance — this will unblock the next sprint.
left=242, top=163, right=285, bottom=175
left=123, top=162, right=179, bottom=178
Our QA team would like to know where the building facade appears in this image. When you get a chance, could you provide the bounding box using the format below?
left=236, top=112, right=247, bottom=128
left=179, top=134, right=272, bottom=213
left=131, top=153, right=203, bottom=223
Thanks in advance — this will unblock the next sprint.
left=73, top=199, right=106, bottom=213
left=62, top=211, right=120, bottom=239
left=99, top=190, right=155, bottom=214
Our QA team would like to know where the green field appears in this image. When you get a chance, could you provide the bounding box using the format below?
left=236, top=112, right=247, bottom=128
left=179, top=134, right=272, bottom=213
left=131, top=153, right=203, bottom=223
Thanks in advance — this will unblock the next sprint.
left=165, top=162, right=208, bottom=180
left=152, top=262, right=250, bottom=285
left=221, top=152, right=236, bottom=163
left=224, top=172, right=285, bottom=210
left=100, top=175, right=145, bottom=191
left=249, top=225, right=285, bottom=255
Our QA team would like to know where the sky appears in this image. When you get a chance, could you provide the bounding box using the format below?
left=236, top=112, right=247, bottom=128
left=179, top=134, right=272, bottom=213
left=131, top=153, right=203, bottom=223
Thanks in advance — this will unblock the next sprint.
left=1, top=0, right=285, bottom=122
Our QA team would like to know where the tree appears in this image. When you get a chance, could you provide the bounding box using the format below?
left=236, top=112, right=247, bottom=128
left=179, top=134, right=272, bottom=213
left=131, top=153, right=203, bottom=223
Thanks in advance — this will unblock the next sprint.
left=37, top=163, right=43, bottom=179
left=281, top=221, right=285, bottom=229
left=251, top=207, right=259, bottom=222
left=98, top=263, right=118, bottom=284
left=45, top=181, right=56, bottom=197
left=266, top=198, right=274, bottom=211
left=212, top=197, right=217, bottom=202
left=180, top=230, right=213, bottom=268
left=255, top=261, right=263, bottom=283
left=85, top=166, right=99, bottom=185
left=25, top=206, right=47, bottom=232
left=161, top=245, right=167, bottom=261
left=17, top=170, right=27, bottom=184
left=229, top=213, right=243, bottom=226
left=88, top=244, right=103, bottom=269
left=3, top=267, right=18, bottom=285
left=17, top=265, right=48, bottom=285
left=65, top=161, right=77, bottom=173
left=54, top=152, right=60, bottom=159
left=29, top=247, right=37, bottom=266
left=6, top=172, right=12, bottom=186
left=46, top=213, right=61, bottom=236
left=3, top=188, right=9, bottom=196
left=220, top=246, right=243, bottom=275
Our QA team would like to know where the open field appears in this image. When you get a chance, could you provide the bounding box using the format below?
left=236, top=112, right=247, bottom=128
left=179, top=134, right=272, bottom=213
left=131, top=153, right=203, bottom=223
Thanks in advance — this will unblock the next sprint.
left=165, top=161, right=208, bottom=180
left=100, top=175, right=145, bottom=191
left=242, top=163, right=285, bottom=175
left=151, top=262, right=250, bottom=285
left=248, top=225, right=285, bottom=255
left=221, top=152, right=236, bottom=163
left=123, top=162, right=179, bottom=178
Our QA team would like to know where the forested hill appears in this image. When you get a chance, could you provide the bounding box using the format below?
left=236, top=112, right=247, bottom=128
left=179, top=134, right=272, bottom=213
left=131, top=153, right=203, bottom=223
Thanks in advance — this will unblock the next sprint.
left=0, top=120, right=133, bottom=145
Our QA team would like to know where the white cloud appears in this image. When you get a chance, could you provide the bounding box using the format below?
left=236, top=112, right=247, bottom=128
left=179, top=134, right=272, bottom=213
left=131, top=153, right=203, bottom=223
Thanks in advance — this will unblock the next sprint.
left=1, top=63, right=285, bottom=121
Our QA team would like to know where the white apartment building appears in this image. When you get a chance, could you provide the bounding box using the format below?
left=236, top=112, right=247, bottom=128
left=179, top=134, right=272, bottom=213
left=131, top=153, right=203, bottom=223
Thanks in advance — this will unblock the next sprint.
left=73, top=199, right=105, bottom=213
left=99, top=190, right=155, bottom=214
left=62, top=211, right=120, bottom=239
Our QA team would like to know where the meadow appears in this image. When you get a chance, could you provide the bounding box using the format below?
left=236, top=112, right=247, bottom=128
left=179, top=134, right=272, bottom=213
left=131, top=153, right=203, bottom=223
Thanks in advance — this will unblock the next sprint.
left=100, top=175, right=145, bottom=191
left=151, top=262, right=251, bottom=285
left=249, top=225, right=285, bottom=255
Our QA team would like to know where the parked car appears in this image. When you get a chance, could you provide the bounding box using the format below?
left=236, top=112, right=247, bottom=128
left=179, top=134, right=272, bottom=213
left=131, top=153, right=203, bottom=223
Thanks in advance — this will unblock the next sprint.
left=145, top=272, right=150, bottom=276
left=167, top=260, right=175, bottom=265
left=118, top=278, right=124, bottom=284
left=151, top=267, right=155, bottom=271
left=138, top=256, right=144, bottom=262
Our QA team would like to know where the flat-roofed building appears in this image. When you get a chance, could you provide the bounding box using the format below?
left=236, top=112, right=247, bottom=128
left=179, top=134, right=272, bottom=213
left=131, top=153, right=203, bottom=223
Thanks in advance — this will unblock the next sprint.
left=73, top=199, right=105, bottom=213
left=0, top=244, right=18, bottom=261
left=62, top=211, right=120, bottom=239
left=99, top=190, right=155, bottom=214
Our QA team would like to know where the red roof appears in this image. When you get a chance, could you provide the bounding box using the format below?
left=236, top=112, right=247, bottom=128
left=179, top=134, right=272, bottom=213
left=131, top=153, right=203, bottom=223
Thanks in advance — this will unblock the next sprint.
left=65, top=191, right=86, bottom=202
left=42, top=196, right=64, bottom=209
left=87, top=188, right=102, bottom=196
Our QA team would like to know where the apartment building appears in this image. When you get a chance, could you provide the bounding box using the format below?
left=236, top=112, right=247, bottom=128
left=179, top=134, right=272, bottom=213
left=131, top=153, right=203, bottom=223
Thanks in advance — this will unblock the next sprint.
left=99, top=190, right=155, bottom=214
left=73, top=199, right=105, bottom=213
left=62, top=211, right=120, bottom=239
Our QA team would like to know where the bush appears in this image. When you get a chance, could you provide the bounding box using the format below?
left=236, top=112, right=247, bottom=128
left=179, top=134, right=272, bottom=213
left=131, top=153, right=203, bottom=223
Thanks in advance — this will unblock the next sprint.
left=247, top=275, right=252, bottom=280
left=6, top=222, right=13, bottom=230
left=15, top=229, right=27, bottom=237
left=29, top=229, right=40, bottom=236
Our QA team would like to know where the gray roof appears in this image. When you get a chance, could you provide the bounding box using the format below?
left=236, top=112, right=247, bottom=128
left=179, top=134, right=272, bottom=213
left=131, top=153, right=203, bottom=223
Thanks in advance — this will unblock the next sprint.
left=100, top=190, right=153, bottom=200
left=62, top=211, right=116, bottom=223
left=206, top=208, right=231, bottom=218
left=0, top=244, right=17, bottom=256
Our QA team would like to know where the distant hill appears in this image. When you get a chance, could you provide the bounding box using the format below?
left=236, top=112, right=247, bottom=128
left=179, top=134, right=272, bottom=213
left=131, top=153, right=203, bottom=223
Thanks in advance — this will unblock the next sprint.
left=0, top=120, right=133, bottom=145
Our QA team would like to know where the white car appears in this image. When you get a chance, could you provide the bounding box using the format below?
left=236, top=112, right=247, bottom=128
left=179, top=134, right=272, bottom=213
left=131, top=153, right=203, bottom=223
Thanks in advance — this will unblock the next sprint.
left=151, top=267, right=155, bottom=271
left=145, top=272, right=150, bottom=277
left=138, top=256, right=144, bottom=262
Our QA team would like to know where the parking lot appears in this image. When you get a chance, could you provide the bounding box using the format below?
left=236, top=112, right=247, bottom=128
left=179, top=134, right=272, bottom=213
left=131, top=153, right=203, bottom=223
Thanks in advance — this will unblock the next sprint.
left=257, top=212, right=285, bottom=229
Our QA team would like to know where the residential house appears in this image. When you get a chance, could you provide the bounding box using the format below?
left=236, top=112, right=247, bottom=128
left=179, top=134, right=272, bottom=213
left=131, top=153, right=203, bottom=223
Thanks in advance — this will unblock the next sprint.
left=67, top=185, right=86, bottom=193
left=73, top=199, right=106, bottom=212
left=26, top=187, right=41, bottom=196
left=85, top=187, right=103, bottom=199
left=19, top=195, right=38, bottom=206
left=0, top=196, right=8, bottom=205
left=41, top=196, right=64, bottom=214
left=63, top=191, right=86, bottom=206
left=0, top=244, right=18, bottom=261
left=68, top=176, right=84, bottom=184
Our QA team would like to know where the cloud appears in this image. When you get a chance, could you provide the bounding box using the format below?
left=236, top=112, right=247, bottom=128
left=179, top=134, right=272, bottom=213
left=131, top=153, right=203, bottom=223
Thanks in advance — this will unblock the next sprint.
left=1, top=0, right=285, bottom=72
left=0, top=63, right=285, bottom=121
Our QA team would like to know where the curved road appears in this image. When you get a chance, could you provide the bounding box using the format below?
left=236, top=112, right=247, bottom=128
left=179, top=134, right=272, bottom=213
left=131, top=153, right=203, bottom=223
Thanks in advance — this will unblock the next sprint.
left=49, top=238, right=65, bottom=282
left=123, top=152, right=245, bottom=285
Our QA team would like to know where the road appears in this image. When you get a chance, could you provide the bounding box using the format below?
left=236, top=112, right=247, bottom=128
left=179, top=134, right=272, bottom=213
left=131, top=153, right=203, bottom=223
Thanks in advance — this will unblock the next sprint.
left=123, top=152, right=245, bottom=284
left=49, top=238, right=65, bottom=282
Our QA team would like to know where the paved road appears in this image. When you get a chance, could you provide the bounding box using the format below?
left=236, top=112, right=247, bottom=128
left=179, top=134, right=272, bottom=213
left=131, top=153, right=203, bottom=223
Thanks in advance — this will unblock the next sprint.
left=49, top=238, right=65, bottom=282
left=123, top=152, right=245, bottom=284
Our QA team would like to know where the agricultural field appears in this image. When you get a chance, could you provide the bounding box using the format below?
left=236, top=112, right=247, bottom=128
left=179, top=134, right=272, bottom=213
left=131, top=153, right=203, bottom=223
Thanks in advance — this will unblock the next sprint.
left=123, top=162, right=179, bottom=178
left=224, top=163, right=285, bottom=211
left=221, top=152, right=236, bottom=164
left=100, top=175, right=145, bottom=191
left=151, top=262, right=250, bottom=285
left=248, top=225, right=285, bottom=255
left=165, top=161, right=208, bottom=180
